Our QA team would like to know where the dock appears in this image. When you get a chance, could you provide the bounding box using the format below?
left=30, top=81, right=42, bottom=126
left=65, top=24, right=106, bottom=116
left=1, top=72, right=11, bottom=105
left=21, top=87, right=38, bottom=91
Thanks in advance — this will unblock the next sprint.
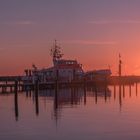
left=0, top=75, right=140, bottom=93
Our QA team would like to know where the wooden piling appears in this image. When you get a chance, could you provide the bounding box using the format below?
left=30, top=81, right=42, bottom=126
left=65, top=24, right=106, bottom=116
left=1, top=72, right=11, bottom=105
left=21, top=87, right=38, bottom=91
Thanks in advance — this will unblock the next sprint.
left=136, top=82, right=138, bottom=96
left=35, top=80, right=39, bottom=116
left=129, top=85, right=131, bottom=97
left=84, top=86, right=86, bottom=105
left=14, top=80, right=18, bottom=121
left=94, top=84, right=97, bottom=104
left=114, top=85, right=116, bottom=100
left=119, top=85, right=122, bottom=110
left=54, top=70, right=59, bottom=109
left=104, top=84, right=107, bottom=102
left=123, top=85, right=125, bottom=98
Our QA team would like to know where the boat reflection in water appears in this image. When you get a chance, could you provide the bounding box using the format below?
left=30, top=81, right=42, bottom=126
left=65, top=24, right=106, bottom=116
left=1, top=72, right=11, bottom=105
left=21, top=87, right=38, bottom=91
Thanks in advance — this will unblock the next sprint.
left=21, top=85, right=111, bottom=121
left=13, top=83, right=138, bottom=123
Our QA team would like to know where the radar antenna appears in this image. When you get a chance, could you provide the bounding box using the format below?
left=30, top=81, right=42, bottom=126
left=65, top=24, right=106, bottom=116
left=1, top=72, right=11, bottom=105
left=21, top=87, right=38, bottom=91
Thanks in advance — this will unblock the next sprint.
left=50, top=40, right=63, bottom=65
left=32, top=64, right=37, bottom=70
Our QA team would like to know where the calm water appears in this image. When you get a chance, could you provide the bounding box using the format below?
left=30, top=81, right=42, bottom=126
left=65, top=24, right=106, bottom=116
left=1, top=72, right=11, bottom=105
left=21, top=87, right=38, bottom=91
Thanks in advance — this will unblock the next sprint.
left=0, top=84, right=140, bottom=140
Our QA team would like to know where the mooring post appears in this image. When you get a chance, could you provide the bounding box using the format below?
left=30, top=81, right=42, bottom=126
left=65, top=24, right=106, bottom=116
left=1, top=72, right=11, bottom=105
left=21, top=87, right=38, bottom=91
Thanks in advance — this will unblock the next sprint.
left=119, top=84, right=122, bottom=111
left=104, top=84, right=107, bottom=102
left=136, top=82, right=138, bottom=96
left=84, top=85, right=86, bottom=105
left=129, top=84, right=131, bottom=97
left=123, top=85, right=125, bottom=98
left=114, top=85, right=116, bottom=100
left=18, top=81, right=20, bottom=91
left=14, top=80, right=18, bottom=121
left=54, top=84, right=58, bottom=109
left=95, top=83, right=97, bottom=104
left=35, top=79, right=39, bottom=116
left=54, top=69, right=59, bottom=109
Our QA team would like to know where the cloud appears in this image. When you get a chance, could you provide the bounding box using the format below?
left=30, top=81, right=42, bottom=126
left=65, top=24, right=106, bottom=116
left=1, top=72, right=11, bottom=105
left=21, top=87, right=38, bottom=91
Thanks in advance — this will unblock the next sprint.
left=89, top=20, right=140, bottom=25
left=0, top=20, right=34, bottom=25
left=62, top=40, right=116, bottom=45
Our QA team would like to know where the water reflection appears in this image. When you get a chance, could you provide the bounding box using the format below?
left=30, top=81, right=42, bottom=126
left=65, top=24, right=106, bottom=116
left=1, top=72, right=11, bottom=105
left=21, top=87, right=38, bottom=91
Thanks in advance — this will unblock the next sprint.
left=13, top=83, right=139, bottom=122
left=119, top=85, right=122, bottom=110
left=1, top=83, right=140, bottom=140
left=21, top=85, right=112, bottom=121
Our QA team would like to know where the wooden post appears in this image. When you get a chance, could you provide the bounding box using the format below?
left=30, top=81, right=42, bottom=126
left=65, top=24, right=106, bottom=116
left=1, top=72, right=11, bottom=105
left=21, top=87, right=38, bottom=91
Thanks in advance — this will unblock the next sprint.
left=35, top=80, right=39, bottom=116
left=104, top=84, right=107, bottom=102
left=136, top=82, right=138, bottom=96
left=84, top=86, right=86, bottom=105
left=18, top=81, right=20, bottom=91
left=119, top=85, right=122, bottom=111
left=129, top=85, right=131, bottom=97
left=95, top=84, right=97, bottom=104
left=123, top=85, right=125, bottom=98
left=114, top=85, right=116, bottom=100
left=54, top=70, right=59, bottom=109
left=14, top=80, right=18, bottom=121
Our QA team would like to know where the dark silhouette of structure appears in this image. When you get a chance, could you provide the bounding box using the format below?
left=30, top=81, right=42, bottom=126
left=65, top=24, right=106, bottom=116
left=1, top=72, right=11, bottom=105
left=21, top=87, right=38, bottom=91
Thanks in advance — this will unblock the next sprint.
left=119, top=54, right=122, bottom=77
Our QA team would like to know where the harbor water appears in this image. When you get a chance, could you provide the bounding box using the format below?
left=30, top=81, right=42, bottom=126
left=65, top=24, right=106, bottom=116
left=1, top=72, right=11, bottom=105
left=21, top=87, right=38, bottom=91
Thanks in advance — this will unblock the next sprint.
left=0, top=84, right=140, bottom=140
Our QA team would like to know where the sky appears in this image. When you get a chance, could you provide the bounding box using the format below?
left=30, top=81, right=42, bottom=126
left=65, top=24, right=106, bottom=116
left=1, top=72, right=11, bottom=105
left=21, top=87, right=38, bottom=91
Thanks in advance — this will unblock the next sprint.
left=1, top=0, right=140, bottom=75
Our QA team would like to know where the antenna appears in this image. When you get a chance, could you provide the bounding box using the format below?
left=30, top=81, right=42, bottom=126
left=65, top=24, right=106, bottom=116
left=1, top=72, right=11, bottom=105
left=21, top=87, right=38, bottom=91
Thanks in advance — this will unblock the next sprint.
left=50, top=40, right=64, bottom=65
left=32, top=64, right=37, bottom=70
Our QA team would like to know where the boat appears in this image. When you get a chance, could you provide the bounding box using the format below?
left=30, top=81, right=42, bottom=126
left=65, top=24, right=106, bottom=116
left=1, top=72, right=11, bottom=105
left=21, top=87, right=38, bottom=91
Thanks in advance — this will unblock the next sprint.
left=22, top=40, right=112, bottom=85
left=23, top=40, right=84, bottom=84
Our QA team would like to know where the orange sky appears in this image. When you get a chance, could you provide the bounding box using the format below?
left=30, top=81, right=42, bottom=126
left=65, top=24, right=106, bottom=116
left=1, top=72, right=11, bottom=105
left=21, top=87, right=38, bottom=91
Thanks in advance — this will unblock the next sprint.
left=1, top=1, right=140, bottom=75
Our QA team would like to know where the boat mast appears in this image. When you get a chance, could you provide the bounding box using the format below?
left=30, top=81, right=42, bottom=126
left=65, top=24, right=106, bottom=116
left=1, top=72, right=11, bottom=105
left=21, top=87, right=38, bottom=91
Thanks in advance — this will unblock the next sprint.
left=50, top=40, right=63, bottom=65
